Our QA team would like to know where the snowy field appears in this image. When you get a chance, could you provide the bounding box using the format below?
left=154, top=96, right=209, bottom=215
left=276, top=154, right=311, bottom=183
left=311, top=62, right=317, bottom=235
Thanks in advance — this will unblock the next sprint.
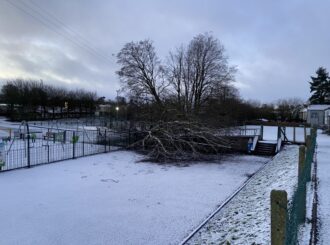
left=0, top=151, right=269, bottom=245
left=186, top=145, right=299, bottom=244
left=316, top=132, right=330, bottom=244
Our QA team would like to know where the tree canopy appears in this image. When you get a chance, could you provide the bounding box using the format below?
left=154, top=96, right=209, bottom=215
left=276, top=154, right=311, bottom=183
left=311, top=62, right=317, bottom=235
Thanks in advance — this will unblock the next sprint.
left=309, top=67, right=330, bottom=104
left=116, top=33, right=236, bottom=118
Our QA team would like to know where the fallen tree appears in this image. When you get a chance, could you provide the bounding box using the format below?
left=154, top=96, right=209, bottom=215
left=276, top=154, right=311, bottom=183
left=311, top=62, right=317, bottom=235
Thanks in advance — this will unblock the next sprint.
left=129, top=121, right=232, bottom=162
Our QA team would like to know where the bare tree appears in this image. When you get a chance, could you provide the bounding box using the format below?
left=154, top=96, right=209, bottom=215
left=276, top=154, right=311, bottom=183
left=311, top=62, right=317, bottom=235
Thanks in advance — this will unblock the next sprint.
left=167, top=46, right=186, bottom=112
left=116, top=40, right=167, bottom=108
left=130, top=121, right=231, bottom=162
left=167, top=33, right=236, bottom=115
left=276, top=98, right=304, bottom=121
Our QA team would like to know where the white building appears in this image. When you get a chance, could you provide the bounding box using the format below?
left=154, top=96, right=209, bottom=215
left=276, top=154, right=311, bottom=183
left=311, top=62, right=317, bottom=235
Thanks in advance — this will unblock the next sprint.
left=95, top=104, right=111, bottom=116
left=303, top=104, right=330, bottom=127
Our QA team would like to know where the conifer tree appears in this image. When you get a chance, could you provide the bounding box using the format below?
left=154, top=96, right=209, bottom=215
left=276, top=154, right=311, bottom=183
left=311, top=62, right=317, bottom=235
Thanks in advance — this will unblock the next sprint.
left=309, top=67, right=330, bottom=104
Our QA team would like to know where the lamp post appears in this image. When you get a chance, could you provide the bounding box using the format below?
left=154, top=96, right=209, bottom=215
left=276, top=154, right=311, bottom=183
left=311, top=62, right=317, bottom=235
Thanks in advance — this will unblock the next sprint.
left=115, top=106, right=119, bottom=120
left=115, top=106, right=119, bottom=129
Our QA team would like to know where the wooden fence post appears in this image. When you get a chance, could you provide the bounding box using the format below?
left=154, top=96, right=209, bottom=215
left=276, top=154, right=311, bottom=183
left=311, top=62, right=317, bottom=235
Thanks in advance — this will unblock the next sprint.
left=293, top=127, right=296, bottom=143
left=260, top=125, right=264, bottom=140
left=304, top=126, right=307, bottom=144
left=271, top=190, right=287, bottom=245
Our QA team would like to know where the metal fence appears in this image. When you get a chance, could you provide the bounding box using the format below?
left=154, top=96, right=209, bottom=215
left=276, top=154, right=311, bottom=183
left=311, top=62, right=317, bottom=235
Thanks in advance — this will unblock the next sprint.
left=270, top=128, right=317, bottom=245
left=0, top=123, right=132, bottom=172
left=284, top=128, right=316, bottom=245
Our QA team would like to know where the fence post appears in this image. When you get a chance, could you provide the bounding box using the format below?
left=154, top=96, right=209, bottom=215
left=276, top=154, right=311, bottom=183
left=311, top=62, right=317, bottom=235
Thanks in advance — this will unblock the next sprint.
left=82, top=130, right=85, bottom=157
left=306, top=135, right=311, bottom=150
left=260, top=125, right=264, bottom=140
left=128, top=128, right=131, bottom=146
left=277, top=126, right=281, bottom=140
left=271, top=190, right=287, bottom=245
left=298, top=145, right=307, bottom=222
left=27, top=124, right=31, bottom=168
left=304, top=126, right=307, bottom=144
left=72, top=131, right=76, bottom=159
left=104, top=129, right=107, bottom=153
left=293, top=127, right=296, bottom=143
left=311, top=127, right=317, bottom=141
left=47, top=129, right=50, bottom=163
left=108, top=130, right=111, bottom=151
left=298, top=145, right=306, bottom=177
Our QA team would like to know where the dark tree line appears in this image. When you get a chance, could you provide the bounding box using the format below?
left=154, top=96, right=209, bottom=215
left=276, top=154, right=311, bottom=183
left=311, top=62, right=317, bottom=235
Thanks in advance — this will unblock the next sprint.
left=0, top=79, right=99, bottom=121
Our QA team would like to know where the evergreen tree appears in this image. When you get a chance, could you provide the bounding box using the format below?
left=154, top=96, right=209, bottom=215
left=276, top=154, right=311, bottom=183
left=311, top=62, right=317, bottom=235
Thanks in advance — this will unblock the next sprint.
left=309, top=67, right=330, bottom=104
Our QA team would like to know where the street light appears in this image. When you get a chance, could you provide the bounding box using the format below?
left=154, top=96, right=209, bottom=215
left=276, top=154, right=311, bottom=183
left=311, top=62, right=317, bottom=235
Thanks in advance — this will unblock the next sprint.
left=115, top=106, right=119, bottom=122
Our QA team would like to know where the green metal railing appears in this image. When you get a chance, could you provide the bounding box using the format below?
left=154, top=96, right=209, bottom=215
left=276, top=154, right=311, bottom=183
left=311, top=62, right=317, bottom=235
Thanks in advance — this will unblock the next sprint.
left=285, top=128, right=316, bottom=245
left=271, top=128, right=317, bottom=245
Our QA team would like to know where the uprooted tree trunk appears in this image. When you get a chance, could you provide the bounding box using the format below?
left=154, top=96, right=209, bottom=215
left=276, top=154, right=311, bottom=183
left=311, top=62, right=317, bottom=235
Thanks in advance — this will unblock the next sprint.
left=129, top=121, right=232, bottom=162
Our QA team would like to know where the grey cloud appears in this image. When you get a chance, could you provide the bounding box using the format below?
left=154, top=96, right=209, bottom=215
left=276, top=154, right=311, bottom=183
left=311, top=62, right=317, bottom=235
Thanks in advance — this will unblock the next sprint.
left=1, top=0, right=330, bottom=102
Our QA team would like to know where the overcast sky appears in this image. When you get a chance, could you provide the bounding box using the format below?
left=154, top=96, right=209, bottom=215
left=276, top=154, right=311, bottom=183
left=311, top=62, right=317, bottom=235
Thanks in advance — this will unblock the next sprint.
left=0, top=0, right=329, bottom=102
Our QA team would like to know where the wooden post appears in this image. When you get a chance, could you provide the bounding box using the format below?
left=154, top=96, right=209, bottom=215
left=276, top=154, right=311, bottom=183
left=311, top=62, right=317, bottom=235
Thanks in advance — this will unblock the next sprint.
left=304, top=126, right=307, bottom=144
left=293, top=127, right=296, bottom=143
left=298, top=145, right=307, bottom=222
left=271, top=190, right=287, bottom=245
left=260, top=125, right=264, bottom=140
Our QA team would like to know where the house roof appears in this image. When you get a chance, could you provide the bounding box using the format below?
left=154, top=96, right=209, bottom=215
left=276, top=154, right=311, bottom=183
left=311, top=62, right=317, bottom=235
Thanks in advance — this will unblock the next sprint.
left=307, top=104, right=330, bottom=111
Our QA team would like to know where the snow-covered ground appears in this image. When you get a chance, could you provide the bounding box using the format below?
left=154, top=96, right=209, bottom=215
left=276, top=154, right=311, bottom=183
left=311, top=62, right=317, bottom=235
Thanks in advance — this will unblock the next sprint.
left=316, top=132, right=330, bottom=244
left=186, top=145, right=299, bottom=244
left=0, top=151, right=269, bottom=245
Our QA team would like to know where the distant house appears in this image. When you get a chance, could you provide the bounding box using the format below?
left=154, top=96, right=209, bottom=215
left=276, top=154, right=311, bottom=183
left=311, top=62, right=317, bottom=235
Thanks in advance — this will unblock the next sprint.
left=299, top=108, right=308, bottom=121
left=303, top=104, right=330, bottom=127
left=95, top=104, right=111, bottom=116
left=325, top=108, right=330, bottom=126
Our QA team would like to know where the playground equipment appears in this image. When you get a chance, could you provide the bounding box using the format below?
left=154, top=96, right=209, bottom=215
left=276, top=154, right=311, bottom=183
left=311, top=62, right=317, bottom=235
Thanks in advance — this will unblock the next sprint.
left=0, top=126, right=13, bottom=141
left=0, top=140, right=5, bottom=170
left=7, top=121, right=43, bottom=152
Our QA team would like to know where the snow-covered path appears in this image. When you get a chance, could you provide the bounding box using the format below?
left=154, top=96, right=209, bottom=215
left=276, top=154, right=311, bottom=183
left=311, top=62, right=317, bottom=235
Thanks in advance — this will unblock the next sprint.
left=0, top=151, right=269, bottom=245
left=317, top=132, right=330, bottom=244
left=186, top=145, right=299, bottom=244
